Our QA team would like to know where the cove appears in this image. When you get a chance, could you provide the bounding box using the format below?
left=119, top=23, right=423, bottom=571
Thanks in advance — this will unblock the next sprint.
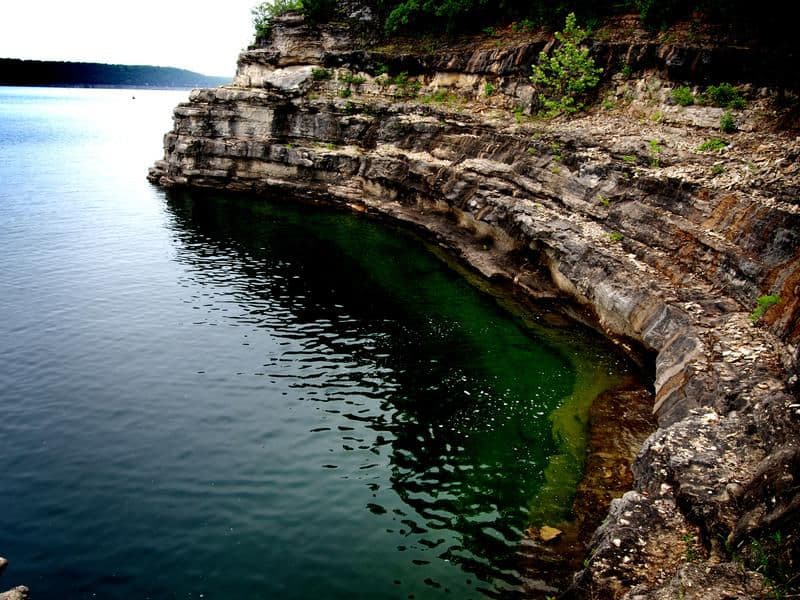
left=0, top=87, right=643, bottom=600
left=153, top=188, right=639, bottom=598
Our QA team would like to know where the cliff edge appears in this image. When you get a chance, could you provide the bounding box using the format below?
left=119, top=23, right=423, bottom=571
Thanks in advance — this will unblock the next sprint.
left=149, top=13, right=800, bottom=598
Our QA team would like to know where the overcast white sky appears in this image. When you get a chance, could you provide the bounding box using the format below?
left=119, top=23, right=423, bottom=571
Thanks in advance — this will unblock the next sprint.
left=0, top=0, right=259, bottom=76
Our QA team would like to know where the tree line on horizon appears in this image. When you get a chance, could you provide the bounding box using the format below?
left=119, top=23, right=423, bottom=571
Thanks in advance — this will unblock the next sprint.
left=0, top=59, right=230, bottom=89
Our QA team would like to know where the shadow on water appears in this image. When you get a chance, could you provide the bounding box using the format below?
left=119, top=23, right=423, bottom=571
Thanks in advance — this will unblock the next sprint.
left=161, top=188, right=642, bottom=597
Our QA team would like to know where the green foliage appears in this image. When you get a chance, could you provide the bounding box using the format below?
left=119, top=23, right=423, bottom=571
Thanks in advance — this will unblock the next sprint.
left=608, top=231, right=623, bottom=242
left=696, top=138, right=728, bottom=152
left=602, top=97, right=616, bottom=110
left=704, top=83, right=746, bottom=109
left=622, top=154, right=637, bottom=164
left=648, top=139, right=662, bottom=167
left=483, top=81, right=495, bottom=96
left=597, top=194, right=610, bottom=206
left=420, top=89, right=458, bottom=104
left=338, top=72, right=366, bottom=85
left=530, top=13, right=602, bottom=116
left=683, top=533, right=698, bottom=562
left=672, top=85, right=695, bottom=106
left=252, top=0, right=302, bottom=41
left=339, top=87, right=353, bottom=98
left=311, top=67, right=332, bottom=80
left=633, top=0, right=684, bottom=28
left=512, top=19, right=536, bottom=33
left=300, top=0, right=336, bottom=22
left=711, top=164, right=725, bottom=176
left=389, top=72, right=421, bottom=99
left=384, top=0, right=495, bottom=34
left=720, top=110, right=736, bottom=133
left=749, top=294, right=780, bottom=323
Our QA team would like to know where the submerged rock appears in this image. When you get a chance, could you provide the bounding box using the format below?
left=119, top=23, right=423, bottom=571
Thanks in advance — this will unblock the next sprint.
left=540, top=526, right=563, bottom=543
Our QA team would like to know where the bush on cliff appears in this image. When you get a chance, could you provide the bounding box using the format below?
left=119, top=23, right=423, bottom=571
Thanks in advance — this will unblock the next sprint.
left=252, top=0, right=302, bottom=41
left=530, top=13, right=601, bottom=115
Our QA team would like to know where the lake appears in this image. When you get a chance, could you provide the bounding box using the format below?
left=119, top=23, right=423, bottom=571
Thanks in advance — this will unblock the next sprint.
left=0, top=86, right=637, bottom=599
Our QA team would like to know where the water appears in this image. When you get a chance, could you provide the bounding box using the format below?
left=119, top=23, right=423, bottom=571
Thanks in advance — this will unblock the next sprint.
left=0, top=87, right=635, bottom=598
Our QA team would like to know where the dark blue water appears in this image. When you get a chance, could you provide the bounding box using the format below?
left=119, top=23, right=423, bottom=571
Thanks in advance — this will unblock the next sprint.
left=0, top=87, right=633, bottom=599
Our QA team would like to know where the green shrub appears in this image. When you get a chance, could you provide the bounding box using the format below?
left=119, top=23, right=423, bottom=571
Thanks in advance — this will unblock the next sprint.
left=391, top=72, right=421, bottom=99
left=608, top=231, right=623, bottom=242
left=696, top=138, right=728, bottom=152
left=484, top=82, right=495, bottom=96
left=338, top=72, right=366, bottom=86
left=311, top=67, right=332, bottom=80
left=672, top=86, right=695, bottom=106
left=648, top=139, right=662, bottom=167
left=720, top=110, right=736, bottom=133
left=704, top=83, right=746, bottom=109
left=512, top=19, right=536, bottom=33
left=749, top=295, right=780, bottom=323
left=339, top=87, right=352, bottom=98
left=252, top=0, right=302, bottom=41
left=530, top=13, right=602, bottom=116
left=421, top=89, right=457, bottom=104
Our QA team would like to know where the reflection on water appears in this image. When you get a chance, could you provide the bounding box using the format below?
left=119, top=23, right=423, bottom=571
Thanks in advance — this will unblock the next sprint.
left=0, top=87, right=636, bottom=600
left=160, top=189, right=623, bottom=596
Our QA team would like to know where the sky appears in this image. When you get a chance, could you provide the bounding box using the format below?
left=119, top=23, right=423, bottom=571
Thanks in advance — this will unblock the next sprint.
left=0, top=0, right=259, bottom=76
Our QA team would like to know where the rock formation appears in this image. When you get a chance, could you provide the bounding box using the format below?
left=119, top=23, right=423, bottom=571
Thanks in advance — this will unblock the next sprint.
left=149, top=13, right=799, bottom=598
left=0, top=557, right=28, bottom=600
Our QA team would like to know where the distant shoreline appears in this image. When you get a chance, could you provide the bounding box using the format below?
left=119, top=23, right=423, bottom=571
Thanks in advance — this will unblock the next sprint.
left=1, top=83, right=213, bottom=91
left=0, top=58, right=229, bottom=89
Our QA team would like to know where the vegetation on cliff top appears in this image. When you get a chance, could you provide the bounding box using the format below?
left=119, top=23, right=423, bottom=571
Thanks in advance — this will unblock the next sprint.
left=254, top=0, right=790, bottom=38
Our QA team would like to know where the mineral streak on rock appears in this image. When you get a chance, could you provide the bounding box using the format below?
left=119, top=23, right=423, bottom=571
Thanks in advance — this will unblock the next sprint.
left=149, top=13, right=799, bottom=598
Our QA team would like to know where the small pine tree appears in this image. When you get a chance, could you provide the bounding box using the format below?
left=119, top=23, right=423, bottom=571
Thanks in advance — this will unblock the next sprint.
left=530, top=13, right=602, bottom=116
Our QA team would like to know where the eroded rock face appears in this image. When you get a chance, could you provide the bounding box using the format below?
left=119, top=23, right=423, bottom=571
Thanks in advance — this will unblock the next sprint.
left=150, top=14, right=800, bottom=598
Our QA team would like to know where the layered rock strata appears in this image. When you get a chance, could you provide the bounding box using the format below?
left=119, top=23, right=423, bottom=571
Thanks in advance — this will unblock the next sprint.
left=149, top=14, right=799, bottom=598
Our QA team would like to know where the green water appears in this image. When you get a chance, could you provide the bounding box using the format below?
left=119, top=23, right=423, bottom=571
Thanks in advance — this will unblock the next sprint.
left=0, top=87, right=636, bottom=599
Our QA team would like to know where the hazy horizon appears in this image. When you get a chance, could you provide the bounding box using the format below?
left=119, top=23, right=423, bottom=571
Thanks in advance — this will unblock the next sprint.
left=0, top=0, right=258, bottom=77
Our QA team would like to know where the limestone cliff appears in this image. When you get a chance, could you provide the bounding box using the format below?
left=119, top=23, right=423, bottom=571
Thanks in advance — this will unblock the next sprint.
left=149, top=13, right=800, bottom=598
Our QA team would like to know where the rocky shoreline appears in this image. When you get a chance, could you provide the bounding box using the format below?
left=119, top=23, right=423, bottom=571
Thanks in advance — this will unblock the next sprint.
left=0, top=557, right=28, bottom=600
left=149, top=13, right=799, bottom=598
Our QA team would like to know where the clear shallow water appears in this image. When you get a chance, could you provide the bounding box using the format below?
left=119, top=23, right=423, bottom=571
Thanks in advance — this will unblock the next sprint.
left=0, top=87, right=634, bottom=598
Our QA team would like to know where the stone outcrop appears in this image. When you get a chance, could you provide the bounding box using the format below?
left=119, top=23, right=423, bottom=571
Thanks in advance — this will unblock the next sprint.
left=0, top=557, right=28, bottom=600
left=149, top=14, right=800, bottom=598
